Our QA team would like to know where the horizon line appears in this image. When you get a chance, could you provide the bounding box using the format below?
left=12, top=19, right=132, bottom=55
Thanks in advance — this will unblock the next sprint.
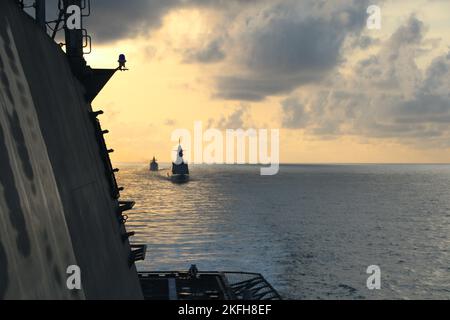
left=113, top=162, right=450, bottom=166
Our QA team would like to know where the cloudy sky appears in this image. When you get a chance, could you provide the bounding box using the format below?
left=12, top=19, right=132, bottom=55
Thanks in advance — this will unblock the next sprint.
left=60, top=0, right=450, bottom=163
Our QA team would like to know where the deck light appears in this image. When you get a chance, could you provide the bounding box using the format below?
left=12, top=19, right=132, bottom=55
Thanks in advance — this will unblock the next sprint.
left=118, top=54, right=128, bottom=71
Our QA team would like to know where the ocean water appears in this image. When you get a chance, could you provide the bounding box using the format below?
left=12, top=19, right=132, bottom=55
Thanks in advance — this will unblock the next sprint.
left=117, top=164, right=450, bottom=300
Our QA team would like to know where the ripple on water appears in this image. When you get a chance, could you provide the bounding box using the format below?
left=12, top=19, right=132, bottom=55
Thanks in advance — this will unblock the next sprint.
left=118, top=164, right=450, bottom=299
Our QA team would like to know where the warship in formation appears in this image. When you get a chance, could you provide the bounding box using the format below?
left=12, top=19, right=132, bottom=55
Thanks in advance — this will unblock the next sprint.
left=149, top=157, right=159, bottom=172
left=170, top=143, right=189, bottom=183
left=0, top=0, right=281, bottom=300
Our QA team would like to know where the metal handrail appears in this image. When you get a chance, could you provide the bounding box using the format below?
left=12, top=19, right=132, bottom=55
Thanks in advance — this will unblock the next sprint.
left=137, top=271, right=282, bottom=300
left=90, top=111, right=122, bottom=199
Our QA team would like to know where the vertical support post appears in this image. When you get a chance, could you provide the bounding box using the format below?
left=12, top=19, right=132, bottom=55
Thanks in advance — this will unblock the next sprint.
left=63, top=0, right=86, bottom=76
left=35, top=0, right=46, bottom=31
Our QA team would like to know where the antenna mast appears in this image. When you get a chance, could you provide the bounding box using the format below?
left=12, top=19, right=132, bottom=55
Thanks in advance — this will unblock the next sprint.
left=62, top=0, right=86, bottom=75
left=35, top=0, right=46, bottom=31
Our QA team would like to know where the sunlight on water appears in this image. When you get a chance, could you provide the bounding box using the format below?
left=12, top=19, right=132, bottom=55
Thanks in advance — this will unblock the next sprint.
left=118, top=164, right=450, bottom=299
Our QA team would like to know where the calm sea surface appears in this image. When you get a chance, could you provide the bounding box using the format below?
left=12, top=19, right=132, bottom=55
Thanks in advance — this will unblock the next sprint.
left=117, top=164, right=450, bottom=299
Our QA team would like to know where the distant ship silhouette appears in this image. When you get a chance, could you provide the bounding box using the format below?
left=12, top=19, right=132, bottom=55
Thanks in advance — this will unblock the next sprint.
left=149, top=156, right=159, bottom=172
left=170, top=142, right=189, bottom=183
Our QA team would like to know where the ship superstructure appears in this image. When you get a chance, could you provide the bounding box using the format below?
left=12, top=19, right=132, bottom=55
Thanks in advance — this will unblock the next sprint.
left=150, top=157, right=159, bottom=172
left=171, top=143, right=189, bottom=183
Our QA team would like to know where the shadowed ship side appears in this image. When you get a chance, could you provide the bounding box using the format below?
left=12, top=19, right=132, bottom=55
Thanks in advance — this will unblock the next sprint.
left=0, top=0, right=142, bottom=299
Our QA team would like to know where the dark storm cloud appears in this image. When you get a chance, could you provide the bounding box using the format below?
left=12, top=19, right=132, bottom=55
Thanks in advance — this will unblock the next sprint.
left=215, top=74, right=323, bottom=102
left=54, top=0, right=263, bottom=43
left=183, top=38, right=226, bottom=64
left=352, top=35, right=380, bottom=49
left=208, top=104, right=251, bottom=129
left=281, top=15, right=450, bottom=145
left=85, top=0, right=179, bottom=43
left=281, top=97, right=309, bottom=129
left=355, top=15, right=427, bottom=92
left=215, top=0, right=372, bottom=101
left=39, top=0, right=176, bottom=42
left=219, top=105, right=248, bottom=129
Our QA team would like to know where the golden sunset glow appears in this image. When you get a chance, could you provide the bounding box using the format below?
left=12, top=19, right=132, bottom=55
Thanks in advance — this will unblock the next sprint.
left=85, top=0, right=450, bottom=164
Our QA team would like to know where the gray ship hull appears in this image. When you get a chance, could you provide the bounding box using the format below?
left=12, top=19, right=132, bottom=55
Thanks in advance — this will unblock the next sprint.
left=0, top=0, right=142, bottom=300
left=170, top=174, right=189, bottom=184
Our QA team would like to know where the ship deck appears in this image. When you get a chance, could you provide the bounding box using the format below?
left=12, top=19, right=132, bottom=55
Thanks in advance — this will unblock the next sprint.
left=138, top=271, right=281, bottom=300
